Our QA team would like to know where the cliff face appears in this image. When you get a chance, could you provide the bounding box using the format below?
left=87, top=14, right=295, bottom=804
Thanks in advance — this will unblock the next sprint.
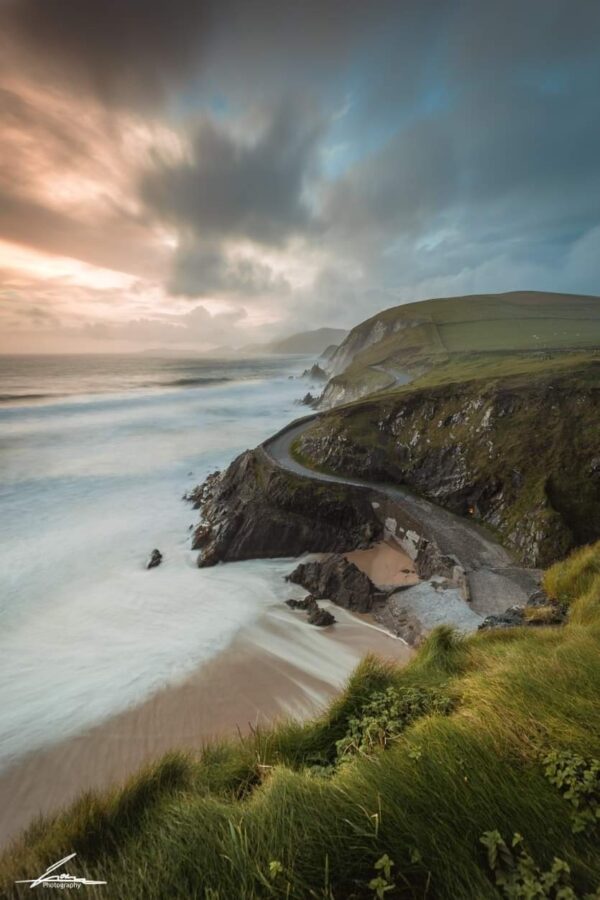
left=320, top=368, right=394, bottom=408
left=295, top=368, right=600, bottom=567
left=190, top=448, right=382, bottom=566
left=327, top=315, right=422, bottom=376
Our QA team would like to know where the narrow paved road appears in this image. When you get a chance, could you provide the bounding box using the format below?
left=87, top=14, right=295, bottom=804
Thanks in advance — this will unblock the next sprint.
left=263, top=417, right=541, bottom=616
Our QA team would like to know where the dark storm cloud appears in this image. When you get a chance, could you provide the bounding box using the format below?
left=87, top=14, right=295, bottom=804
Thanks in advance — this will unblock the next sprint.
left=1, top=0, right=209, bottom=107
left=323, top=118, right=457, bottom=238
left=2, top=0, right=600, bottom=343
left=0, top=0, right=431, bottom=108
left=141, top=100, right=323, bottom=245
left=169, top=242, right=291, bottom=298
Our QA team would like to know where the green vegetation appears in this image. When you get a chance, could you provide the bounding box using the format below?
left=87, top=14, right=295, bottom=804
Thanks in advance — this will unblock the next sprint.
left=480, top=831, right=599, bottom=899
left=543, top=752, right=600, bottom=835
left=403, top=349, right=600, bottom=393
left=326, top=292, right=600, bottom=401
left=335, top=685, right=454, bottom=760
left=2, top=543, right=600, bottom=898
left=544, top=544, right=600, bottom=607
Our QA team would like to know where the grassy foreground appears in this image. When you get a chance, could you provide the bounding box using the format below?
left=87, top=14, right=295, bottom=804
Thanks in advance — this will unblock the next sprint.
left=2, top=545, right=600, bottom=898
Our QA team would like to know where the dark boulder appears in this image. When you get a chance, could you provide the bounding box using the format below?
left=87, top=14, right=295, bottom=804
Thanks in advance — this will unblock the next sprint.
left=286, top=595, right=314, bottom=610
left=287, top=554, right=381, bottom=613
left=146, top=549, right=163, bottom=569
left=307, top=604, right=336, bottom=627
left=286, top=594, right=335, bottom=626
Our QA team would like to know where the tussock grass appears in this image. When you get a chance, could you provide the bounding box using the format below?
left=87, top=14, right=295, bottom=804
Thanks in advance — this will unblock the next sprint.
left=522, top=604, right=563, bottom=624
left=2, top=545, right=600, bottom=898
left=544, top=542, right=600, bottom=604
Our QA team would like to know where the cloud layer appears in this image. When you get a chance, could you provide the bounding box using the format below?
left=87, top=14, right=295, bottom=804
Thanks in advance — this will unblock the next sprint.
left=1, top=0, right=599, bottom=351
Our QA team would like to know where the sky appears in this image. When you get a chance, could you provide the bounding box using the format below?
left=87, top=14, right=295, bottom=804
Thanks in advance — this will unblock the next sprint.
left=0, top=0, right=599, bottom=353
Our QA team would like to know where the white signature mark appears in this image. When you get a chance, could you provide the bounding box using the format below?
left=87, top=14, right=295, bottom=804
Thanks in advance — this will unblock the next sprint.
left=15, top=853, right=106, bottom=889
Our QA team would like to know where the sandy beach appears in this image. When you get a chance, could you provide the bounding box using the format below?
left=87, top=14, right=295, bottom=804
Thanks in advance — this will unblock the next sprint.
left=0, top=598, right=411, bottom=848
left=346, top=541, right=419, bottom=588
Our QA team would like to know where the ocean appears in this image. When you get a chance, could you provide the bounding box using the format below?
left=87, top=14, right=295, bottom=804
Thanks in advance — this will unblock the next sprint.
left=0, top=354, right=311, bottom=772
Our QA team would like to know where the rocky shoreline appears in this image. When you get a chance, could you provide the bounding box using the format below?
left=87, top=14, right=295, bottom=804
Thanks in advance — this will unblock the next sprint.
left=187, top=448, right=382, bottom=567
left=185, top=442, right=498, bottom=645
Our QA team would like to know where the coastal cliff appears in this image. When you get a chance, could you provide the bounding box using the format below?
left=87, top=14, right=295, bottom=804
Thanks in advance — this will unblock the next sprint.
left=189, top=442, right=471, bottom=596
left=189, top=448, right=382, bottom=566
left=295, top=366, right=600, bottom=567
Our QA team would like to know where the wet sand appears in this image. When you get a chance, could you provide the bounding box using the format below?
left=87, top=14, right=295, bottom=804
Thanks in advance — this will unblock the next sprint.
left=346, top=541, right=419, bottom=588
left=0, top=602, right=411, bottom=848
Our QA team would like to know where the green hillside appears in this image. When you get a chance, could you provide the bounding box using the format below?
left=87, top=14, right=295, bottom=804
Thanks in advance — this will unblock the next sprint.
left=326, top=292, right=600, bottom=400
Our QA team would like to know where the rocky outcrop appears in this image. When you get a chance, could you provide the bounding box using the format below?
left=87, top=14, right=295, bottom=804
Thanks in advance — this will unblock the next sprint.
left=189, top=449, right=382, bottom=567
left=478, top=588, right=567, bottom=631
left=301, top=364, right=328, bottom=381
left=286, top=596, right=336, bottom=626
left=296, top=392, right=319, bottom=407
left=286, top=554, right=383, bottom=613
left=295, top=369, right=600, bottom=566
left=146, top=549, right=163, bottom=569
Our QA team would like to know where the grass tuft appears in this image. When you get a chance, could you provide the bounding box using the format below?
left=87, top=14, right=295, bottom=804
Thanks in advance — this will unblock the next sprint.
left=544, top=543, right=600, bottom=604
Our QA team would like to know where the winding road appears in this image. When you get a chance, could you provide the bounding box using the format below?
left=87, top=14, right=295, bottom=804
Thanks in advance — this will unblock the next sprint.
left=262, top=416, right=541, bottom=616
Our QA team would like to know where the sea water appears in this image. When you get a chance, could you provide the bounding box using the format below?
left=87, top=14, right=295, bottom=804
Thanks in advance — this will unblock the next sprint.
left=0, top=354, right=312, bottom=771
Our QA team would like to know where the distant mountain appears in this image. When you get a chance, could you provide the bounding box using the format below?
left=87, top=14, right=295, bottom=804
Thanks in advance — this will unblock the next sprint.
left=137, top=347, right=201, bottom=357
left=138, top=328, right=347, bottom=359
left=262, top=328, right=347, bottom=355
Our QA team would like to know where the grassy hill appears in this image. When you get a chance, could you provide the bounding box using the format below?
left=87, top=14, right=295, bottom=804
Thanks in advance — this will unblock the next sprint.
left=2, top=542, right=600, bottom=898
left=325, top=291, right=600, bottom=403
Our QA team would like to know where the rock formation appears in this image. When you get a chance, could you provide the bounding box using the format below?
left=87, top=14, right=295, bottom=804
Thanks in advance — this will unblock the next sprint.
left=146, top=549, right=163, bottom=569
left=286, top=595, right=336, bottom=626
left=301, top=363, right=328, bottom=381
left=286, top=554, right=382, bottom=613
left=188, top=449, right=382, bottom=567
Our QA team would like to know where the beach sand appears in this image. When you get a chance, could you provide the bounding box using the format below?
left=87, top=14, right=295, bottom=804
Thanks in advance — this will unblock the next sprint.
left=0, top=601, right=411, bottom=848
left=345, top=541, right=419, bottom=588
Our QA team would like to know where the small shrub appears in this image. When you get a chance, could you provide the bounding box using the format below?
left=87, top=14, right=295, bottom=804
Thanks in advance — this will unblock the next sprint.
left=480, top=830, right=599, bottom=899
left=369, top=854, right=396, bottom=898
left=268, top=860, right=284, bottom=880
left=336, top=685, right=453, bottom=759
left=543, top=750, right=600, bottom=834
